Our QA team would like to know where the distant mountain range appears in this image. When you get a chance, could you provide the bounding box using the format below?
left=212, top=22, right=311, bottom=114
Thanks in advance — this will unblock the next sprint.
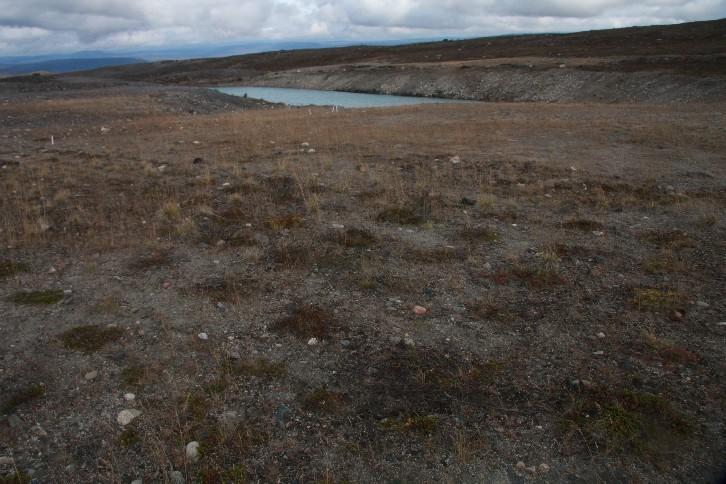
left=0, top=57, right=145, bottom=75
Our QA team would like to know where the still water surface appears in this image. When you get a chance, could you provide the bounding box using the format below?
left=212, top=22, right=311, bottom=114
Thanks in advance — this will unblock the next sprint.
left=215, top=86, right=467, bottom=108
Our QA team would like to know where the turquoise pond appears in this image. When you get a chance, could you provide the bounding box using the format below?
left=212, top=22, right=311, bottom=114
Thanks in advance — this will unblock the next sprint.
left=214, top=86, right=468, bottom=108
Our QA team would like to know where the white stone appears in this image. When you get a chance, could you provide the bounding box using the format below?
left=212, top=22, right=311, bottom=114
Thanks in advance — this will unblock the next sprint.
left=307, top=337, right=318, bottom=346
left=84, top=370, right=98, bottom=380
left=596, top=332, right=606, bottom=339
left=185, top=441, right=200, bottom=463
left=197, top=333, right=209, bottom=340
left=124, top=393, right=136, bottom=401
left=117, top=409, right=142, bottom=426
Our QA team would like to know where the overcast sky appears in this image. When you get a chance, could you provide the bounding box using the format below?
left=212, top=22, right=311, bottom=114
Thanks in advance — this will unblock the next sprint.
left=0, top=0, right=724, bottom=56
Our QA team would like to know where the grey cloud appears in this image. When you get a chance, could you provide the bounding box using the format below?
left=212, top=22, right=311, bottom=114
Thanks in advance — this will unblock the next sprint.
left=0, top=0, right=724, bottom=55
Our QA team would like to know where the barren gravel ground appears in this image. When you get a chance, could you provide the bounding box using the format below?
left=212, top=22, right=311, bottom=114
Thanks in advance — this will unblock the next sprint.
left=0, top=77, right=725, bottom=483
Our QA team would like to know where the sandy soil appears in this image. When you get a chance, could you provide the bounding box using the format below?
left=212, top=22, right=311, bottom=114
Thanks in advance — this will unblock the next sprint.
left=0, top=77, right=725, bottom=483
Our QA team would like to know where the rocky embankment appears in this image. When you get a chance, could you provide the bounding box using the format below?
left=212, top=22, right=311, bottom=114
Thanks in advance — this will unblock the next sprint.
left=242, top=62, right=726, bottom=103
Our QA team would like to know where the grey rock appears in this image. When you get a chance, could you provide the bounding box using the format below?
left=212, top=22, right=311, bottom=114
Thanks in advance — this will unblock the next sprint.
left=274, top=404, right=291, bottom=426
left=8, top=414, right=21, bottom=428
left=340, top=339, right=351, bottom=348
left=169, top=471, right=185, bottom=484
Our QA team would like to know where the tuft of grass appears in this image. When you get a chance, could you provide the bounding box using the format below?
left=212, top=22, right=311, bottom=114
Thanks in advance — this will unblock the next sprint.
left=642, top=332, right=699, bottom=365
left=265, top=175, right=300, bottom=202
left=301, top=387, right=348, bottom=414
left=640, top=230, right=696, bottom=250
left=119, top=425, right=141, bottom=448
left=181, top=392, right=210, bottom=423
left=477, top=193, right=496, bottom=210
left=376, top=207, right=423, bottom=225
left=120, top=364, right=155, bottom=388
left=0, top=259, right=28, bottom=279
left=266, top=214, right=304, bottom=231
left=459, top=225, right=498, bottom=243
left=271, top=304, right=336, bottom=340
left=640, top=254, right=685, bottom=275
left=60, top=325, right=124, bottom=353
left=268, top=242, right=313, bottom=267
left=332, top=228, right=377, bottom=248
left=632, top=288, right=685, bottom=312
left=468, top=302, right=517, bottom=323
left=1, top=383, right=45, bottom=414
left=512, top=265, right=564, bottom=289
left=9, top=289, right=64, bottom=305
left=562, top=219, right=604, bottom=231
left=193, top=275, right=255, bottom=304
left=380, top=414, right=439, bottom=435
left=157, top=202, right=195, bottom=239
left=90, top=294, right=122, bottom=314
left=127, top=248, right=173, bottom=271
left=405, top=246, right=465, bottom=264
left=196, top=466, right=247, bottom=484
left=230, top=358, right=286, bottom=379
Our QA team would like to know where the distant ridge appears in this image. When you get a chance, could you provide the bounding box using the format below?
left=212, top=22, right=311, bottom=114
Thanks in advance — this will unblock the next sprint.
left=0, top=57, right=145, bottom=75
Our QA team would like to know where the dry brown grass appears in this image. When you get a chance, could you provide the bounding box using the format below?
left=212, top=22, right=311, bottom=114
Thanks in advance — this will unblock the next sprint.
left=271, top=304, right=338, bottom=340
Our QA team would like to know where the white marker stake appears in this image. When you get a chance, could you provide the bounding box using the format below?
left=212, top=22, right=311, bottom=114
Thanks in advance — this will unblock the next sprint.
left=51, top=136, right=54, bottom=145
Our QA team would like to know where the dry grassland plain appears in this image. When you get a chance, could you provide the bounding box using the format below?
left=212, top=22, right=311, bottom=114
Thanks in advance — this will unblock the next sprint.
left=0, top=82, right=725, bottom=483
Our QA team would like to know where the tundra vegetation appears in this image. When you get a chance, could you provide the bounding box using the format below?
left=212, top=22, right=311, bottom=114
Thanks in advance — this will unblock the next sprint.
left=0, top=66, right=724, bottom=482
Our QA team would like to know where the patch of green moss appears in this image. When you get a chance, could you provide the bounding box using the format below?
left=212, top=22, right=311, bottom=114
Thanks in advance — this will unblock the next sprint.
left=380, top=414, right=438, bottom=435
left=632, top=288, right=685, bottom=312
left=0, top=260, right=28, bottom=279
left=376, top=207, right=423, bottom=225
left=563, top=388, right=693, bottom=458
left=10, top=289, right=64, bottom=305
left=230, top=358, right=286, bottom=380
left=196, top=464, right=247, bottom=484
left=0, top=470, right=32, bottom=484
left=1, top=383, right=45, bottom=414
left=119, top=425, right=141, bottom=448
left=204, top=378, right=230, bottom=395
left=60, top=325, right=124, bottom=353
